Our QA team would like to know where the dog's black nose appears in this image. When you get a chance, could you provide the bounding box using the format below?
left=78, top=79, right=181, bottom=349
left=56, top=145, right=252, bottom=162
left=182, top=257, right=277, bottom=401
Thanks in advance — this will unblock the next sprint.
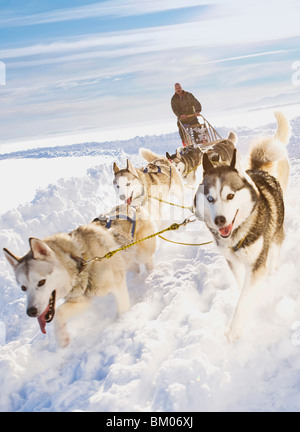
left=27, top=306, right=38, bottom=317
left=214, top=215, right=226, bottom=227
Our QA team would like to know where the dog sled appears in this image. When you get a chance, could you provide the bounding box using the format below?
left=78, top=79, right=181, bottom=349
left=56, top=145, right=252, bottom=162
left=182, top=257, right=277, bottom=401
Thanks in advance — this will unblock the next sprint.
left=178, top=113, right=222, bottom=148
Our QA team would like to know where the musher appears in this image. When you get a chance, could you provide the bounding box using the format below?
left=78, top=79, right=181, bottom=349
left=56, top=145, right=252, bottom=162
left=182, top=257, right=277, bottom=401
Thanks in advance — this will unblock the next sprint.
left=171, top=83, right=202, bottom=146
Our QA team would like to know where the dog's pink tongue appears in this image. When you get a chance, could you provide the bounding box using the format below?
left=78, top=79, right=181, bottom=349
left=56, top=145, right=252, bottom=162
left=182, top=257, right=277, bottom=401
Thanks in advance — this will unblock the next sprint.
left=219, top=223, right=233, bottom=237
left=37, top=305, right=50, bottom=334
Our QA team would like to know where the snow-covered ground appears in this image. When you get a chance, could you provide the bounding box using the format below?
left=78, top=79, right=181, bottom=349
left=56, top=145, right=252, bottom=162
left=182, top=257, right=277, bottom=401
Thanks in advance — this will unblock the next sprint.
left=0, top=114, right=300, bottom=412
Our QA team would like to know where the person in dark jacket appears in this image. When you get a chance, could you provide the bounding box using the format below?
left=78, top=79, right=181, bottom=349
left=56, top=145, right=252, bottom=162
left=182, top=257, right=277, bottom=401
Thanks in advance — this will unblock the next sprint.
left=171, top=83, right=202, bottom=146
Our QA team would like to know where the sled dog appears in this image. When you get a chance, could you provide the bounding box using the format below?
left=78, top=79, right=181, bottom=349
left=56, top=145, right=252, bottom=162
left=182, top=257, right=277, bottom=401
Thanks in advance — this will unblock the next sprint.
left=113, top=148, right=184, bottom=223
left=3, top=217, right=156, bottom=347
left=193, top=111, right=290, bottom=341
left=166, top=132, right=238, bottom=185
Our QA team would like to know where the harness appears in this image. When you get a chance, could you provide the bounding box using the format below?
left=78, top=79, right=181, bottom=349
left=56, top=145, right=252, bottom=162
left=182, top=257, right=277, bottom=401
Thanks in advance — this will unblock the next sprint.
left=143, top=164, right=172, bottom=180
left=142, top=162, right=172, bottom=190
left=143, top=165, right=161, bottom=174
left=93, top=208, right=137, bottom=240
left=105, top=213, right=136, bottom=239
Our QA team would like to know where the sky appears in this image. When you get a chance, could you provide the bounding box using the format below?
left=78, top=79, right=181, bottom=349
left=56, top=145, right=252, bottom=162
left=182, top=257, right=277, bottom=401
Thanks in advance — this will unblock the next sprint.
left=1, top=0, right=300, bottom=151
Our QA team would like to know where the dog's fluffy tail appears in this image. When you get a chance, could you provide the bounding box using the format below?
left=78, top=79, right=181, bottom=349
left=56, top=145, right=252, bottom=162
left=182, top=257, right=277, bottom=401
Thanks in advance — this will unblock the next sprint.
left=139, top=147, right=163, bottom=163
left=248, top=111, right=290, bottom=193
left=274, top=110, right=291, bottom=146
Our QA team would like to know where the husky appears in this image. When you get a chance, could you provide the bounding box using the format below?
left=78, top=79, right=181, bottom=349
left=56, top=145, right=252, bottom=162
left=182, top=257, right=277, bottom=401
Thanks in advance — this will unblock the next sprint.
left=193, top=111, right=290, bottom=341
left=166, top=146, right=202, bottom=185
left=3, top=217, right=157, bottom=347
left=166, top=132, right=238, bottom=185
left=113, top=148, right=184, bottom=223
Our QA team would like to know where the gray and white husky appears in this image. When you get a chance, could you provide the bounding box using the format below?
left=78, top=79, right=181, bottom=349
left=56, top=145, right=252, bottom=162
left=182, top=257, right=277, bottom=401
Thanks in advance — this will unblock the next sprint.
left=113, top=148, right=184, bottom=223
left=166, top=132, right=238, bottom=185
left=194, top=111, right=290, bottom=341
left=3, top=214, right=157, bottom=347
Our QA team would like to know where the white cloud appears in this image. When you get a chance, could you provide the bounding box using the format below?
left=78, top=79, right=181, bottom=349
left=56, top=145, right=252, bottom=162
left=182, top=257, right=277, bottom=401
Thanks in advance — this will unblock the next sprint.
left=2, top=13, right=299, bottom=68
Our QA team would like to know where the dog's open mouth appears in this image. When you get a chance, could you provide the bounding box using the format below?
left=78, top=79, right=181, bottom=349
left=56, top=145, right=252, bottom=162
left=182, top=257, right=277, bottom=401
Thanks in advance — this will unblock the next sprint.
left=219, top=210, right=239, bottom=239
left=37, top=290, right=56, bottom=334
left=126, top=192, right=133, bottom=205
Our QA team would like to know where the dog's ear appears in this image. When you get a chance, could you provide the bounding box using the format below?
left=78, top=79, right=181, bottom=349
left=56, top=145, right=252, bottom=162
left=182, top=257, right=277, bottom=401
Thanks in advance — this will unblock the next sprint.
left=230, top=148, right=237, bottom=170
left=202, top=152, right=214, bottom=175
left=113, top=162, right=120, bottom=173
left=166, top=152, right=171, bottom=159
left=3, top=248, right=20, bottom=268
left=227, top=131, right=238, bottom=145
left=126, top=159, right=137, bottom=175
left=29, top=238, right=53, bottom=260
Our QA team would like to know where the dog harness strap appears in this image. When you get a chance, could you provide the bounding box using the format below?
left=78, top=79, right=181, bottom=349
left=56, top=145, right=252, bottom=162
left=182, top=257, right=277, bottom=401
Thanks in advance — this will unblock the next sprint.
left=116, top=214, right=136, bottom=238
left=105, top=219, right=112, bottom=229
left=143, top=166, right=162, bottom=174
left=105, top=212, right=136, bottom=239
left=180, top=147, right=189, bottom=156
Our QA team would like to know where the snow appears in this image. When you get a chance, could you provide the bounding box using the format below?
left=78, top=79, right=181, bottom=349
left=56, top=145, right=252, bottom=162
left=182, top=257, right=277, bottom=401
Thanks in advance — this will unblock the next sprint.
left=0, top=115, right=300, bottom=412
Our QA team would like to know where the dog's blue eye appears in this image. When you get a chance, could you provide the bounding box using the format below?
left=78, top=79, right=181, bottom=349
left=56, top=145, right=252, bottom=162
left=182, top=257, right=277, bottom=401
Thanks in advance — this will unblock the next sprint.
left=207, top=196, right=214, bottom=203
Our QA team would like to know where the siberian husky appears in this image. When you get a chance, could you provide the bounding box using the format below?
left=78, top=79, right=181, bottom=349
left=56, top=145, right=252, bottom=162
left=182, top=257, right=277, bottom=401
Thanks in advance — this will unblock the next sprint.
left=3, top=216, right=157, bottom=347
left=166, top=132, right=238, bottom=185
left=113, top=148, right=184, bottom=223
left=193, top=111, right=290, bottom=341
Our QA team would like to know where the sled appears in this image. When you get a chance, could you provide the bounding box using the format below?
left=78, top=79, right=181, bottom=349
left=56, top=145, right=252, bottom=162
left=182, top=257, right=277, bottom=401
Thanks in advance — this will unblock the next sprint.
left=178, top=113, right=222, bottom=148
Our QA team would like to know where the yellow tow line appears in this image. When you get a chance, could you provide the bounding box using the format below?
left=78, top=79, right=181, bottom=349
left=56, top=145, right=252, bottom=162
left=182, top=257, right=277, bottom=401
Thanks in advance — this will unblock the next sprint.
left=158, top=234, right=213, bottom=247
left=147, top=194, right=194, bottom=212
left=76, top=217, right=213, bottom=272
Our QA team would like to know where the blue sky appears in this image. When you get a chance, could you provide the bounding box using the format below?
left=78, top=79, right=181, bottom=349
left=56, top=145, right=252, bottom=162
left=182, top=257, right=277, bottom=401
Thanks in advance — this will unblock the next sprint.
left=1, top=0, right=300, bottom=150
